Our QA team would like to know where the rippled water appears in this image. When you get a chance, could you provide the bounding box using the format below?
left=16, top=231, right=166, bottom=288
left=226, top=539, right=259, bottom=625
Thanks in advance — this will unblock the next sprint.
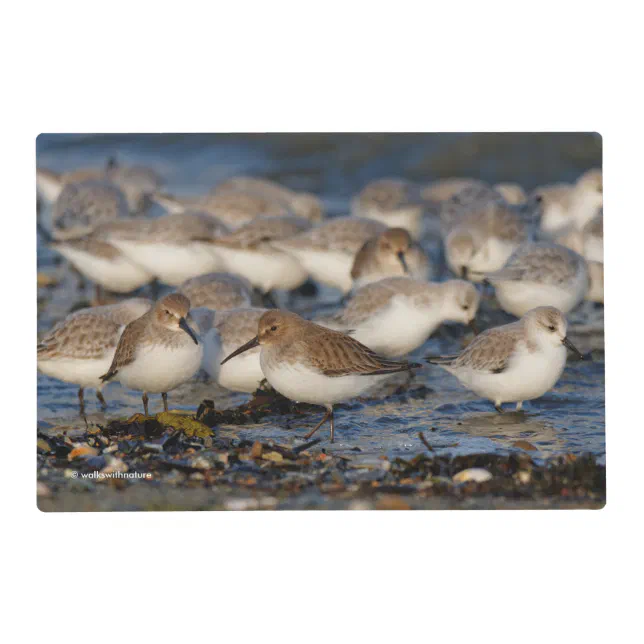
left=36, top=133, right=605, bottom=464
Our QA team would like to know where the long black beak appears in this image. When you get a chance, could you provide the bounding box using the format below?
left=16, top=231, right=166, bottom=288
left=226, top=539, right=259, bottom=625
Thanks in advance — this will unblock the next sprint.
left=179, top=317, right=199, bottom=345
left=221, top=336, right=259, bottom=365
left=562, top=336, right=584, bottom=359
left=468, top=319, right=479, bottom=335
left=397, top=251, right=409, bottom=274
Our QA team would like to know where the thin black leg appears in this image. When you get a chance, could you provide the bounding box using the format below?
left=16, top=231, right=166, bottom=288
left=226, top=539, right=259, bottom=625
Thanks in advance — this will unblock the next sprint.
left=494, top=403, right=504, bottom=413
left=304, top=407, right=333, bottom=440
left=96, top=390, right=107, bottom=409
left=142, top=392, right=149, bottom=416
left=78, top=387, right=85, bottom=416
left=162, top=392, right=168, bottom=412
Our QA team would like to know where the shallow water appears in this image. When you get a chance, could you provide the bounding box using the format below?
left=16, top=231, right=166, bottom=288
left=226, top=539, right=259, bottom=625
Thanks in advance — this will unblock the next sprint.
left=36, top=133, right=605, bottom=466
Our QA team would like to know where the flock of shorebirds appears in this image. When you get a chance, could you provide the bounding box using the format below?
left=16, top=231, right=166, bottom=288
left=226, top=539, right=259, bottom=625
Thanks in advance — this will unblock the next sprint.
left=36, top=159, right=603, bottom=442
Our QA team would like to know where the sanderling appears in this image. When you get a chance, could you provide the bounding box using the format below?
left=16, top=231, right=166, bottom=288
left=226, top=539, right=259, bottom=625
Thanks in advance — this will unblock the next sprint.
left=351, top=178, right=426, bottom=239
left=441, top=193, right=530, bottom=281
left=49, top=180, right=129, bottom=240
left=192, top=307, right=268, bottom=393
left=179, top=272, right=253, bottom=310
left=317, top=277, right=479, bottom=357
left=100, top=293, right=203, bottom=415
left=483, top=241, right=589, bottom=317
left=50, top=236, right=155, bottom=295
left=273, top=216, right=388, bottom=294
left=221, top=310, right=419, bottom=442
left=37, top=298, right=152, bottom=413
left=37, top=158, right=164, bottom=214
left=427, top=306, right=584, bottom=412
left=104, top=212, right=229, bottom=285
left=210, top=216, right=312, bottom=294
left=152, top=190, right=292, bottom=229
left=214, top=176, right=324, bottom=223
left=534, top=168, right=602, bottom=235
left=556, top=210, right=603, bottom=264
left=351, top=227, right=432, bottom=289
left=421, top=177, right=488, bottom=204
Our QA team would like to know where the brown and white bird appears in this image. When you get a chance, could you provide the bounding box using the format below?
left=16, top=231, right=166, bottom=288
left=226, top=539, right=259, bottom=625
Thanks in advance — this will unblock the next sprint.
left=100, top=293, right=202, bottom=415
left=221, top=310, right=419, bottom=442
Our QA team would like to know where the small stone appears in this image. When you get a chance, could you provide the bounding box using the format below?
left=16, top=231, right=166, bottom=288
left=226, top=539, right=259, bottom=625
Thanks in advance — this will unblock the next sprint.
left=263, top=451, right=283, bottom=463
left=191, top=456, right=211, bottom=470
left=453, top=468, right=493, bottom=484
left=251, top=441, right=263, bottom=459
left=513, top=440, right=538, bottom=451
left=517, top=470, right=531, bottom=484
left=37, top=272, right=57, bottom=288
left=376, top=496, right=411, bottom=511
left=68, top=445, right=99, bottom=461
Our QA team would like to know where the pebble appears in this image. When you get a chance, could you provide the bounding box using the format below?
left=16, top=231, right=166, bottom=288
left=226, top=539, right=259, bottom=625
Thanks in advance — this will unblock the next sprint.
left=453, top=468, right=493, bottom=484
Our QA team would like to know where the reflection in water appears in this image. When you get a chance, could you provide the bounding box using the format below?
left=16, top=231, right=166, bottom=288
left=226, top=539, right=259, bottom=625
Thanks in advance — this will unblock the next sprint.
left=37, top=134, right=604, bottom=464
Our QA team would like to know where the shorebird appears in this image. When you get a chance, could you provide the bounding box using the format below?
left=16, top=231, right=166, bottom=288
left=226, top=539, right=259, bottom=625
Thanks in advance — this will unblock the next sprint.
left=317, top=277, right=479, bottom=357
left=350, top=227, right=432, bottom=289
left=103, top=212, right=229, bottom=285
left=179, top=272, right=253, bottom=310
left=210, top=216, right=312, bottom=295
left=37, top=298, right=152, bottom=413
left=273, top=216, right=389, bottom=294
left=351, top=178, right=426, bottom=239
left=426, top=306, right=584, bottom=412
left=533, top=168, right=602, bottom=235
left=100, top=293, right=203, bottom=415
left=483, top=241, right=589, bottom=317
left=220, top=310, right=419, bottom=442
left=192, top=307, right=268, bottom=393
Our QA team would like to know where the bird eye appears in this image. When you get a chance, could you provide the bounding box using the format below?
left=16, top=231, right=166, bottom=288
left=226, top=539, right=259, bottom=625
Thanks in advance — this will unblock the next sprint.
left=271, top=325, right=278, bottom=332
left=462, top=305, right=469, bottom=311
left=547, top=325, right=556, bottom=331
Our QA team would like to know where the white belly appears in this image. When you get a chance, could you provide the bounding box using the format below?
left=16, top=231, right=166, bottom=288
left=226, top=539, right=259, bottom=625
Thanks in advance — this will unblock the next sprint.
left=116, top=342, right=203, bottom=393
left=540, top=203, right=572, bottom=236
left=56, top=246, right=153, bottom=293
left=286, top=249, right=354, bottom=294
left=202, top=329, right=263, bottom=393
left=215, top=246, right=308, bottom=292
left=451, top=345, right=567, bottom=404
left=351, top=297, right=442, bottom=357
left=38, top=355, right=114, bottom=390
left=112, top=240, right=222, bottom=286
left=494, top=273, right=588, bottom=317
left=469, top=238, right=518, bottom=279
left=261, top=354, right=380, bottom=406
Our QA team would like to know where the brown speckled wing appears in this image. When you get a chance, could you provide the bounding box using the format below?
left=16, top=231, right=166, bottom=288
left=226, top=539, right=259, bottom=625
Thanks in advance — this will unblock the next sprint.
left=100, top=315, right=149, bottom=381
left=303, top=328, right=413, bottom=377
left=37, top=312, right=122, bottom=361
left=450, top=325, right=522, bottom=374
left=214, top=217, right=311, bottom=249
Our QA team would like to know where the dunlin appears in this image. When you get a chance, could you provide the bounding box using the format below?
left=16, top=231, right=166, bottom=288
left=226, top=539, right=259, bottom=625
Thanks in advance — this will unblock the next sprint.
left=534, top=168, right=602, bottom=235
left=192, top=307, right=268, bottom=393
left=100, top=293, right=203, bottom=415
left=214, top=176, right=324, bottom=223
left=484, top=242, right=589, bottom=317
left=211, top=216, right=311, bottom=294
left=50, top=236, right=155, bottom=295
left=37, top=298, right=152, bottom=413
left=318, top=277, right=480, bottom=357
left=427, top=306, right=584, bottom=412
left=221, top=310, right=419, bottom=442
left=421, top=177, right=488, bottom=204
left=351, top=227, right=432, bottom=289
left=351, top=178, right=426, bottom=239
left=49, top=180, right=129, bottom=241
left=179, top=272, right=253, bottom=310
left=104, top=212, right=229, bottom=285
left=273, top=216, right=388, bottom=294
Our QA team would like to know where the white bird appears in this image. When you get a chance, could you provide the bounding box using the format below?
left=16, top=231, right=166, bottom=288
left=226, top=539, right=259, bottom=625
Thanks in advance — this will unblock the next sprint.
left=427, top=306, right=584, bottom=412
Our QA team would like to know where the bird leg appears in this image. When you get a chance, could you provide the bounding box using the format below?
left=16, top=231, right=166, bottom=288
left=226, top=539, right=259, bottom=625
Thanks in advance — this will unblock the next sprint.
left=78, top=387, right=85, bottom=416
left=96, top=390, right=107, bottom=409
left=304, top=406, right=334, bottom=441
left=494, top=403, right=504, bottom=413
left=515, top=401, right=523, bottom=412
left=142, top=392, right=149, bottom=416
left=162, top=392, right=168, bottom=412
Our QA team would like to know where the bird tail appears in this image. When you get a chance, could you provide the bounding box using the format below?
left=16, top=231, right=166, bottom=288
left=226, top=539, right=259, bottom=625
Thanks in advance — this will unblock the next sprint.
left=425, top=354, right=458, bottom=366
